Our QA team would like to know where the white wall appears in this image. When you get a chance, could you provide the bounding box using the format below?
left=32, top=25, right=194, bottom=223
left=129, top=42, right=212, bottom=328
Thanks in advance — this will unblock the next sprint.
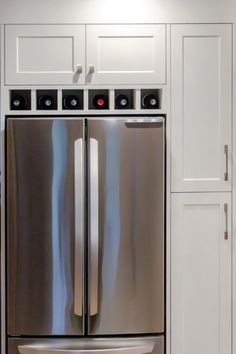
left=0, top=0, right=235, bottom=24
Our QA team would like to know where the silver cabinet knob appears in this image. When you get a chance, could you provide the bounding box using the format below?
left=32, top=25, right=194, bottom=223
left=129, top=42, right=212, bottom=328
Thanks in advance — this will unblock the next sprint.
left=76, top=65, right=83, bottom=74
left=89, top=65, right=95, bottom=74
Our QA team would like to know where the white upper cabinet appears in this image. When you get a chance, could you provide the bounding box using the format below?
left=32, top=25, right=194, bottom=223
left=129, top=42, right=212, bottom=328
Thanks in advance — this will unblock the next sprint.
left=171, top=192, right=231, bottom=354
left=5, top=24, right=166, bottom=86
left=5, top=25, right=86, bottom=85
left=86, top=25, right=166, bottom=85
left=171, top=24, right=232, bottom=192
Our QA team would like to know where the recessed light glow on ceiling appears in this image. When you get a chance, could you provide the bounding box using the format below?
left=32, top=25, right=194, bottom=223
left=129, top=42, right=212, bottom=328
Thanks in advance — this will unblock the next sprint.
left=96, top=0, right=151, bottom=21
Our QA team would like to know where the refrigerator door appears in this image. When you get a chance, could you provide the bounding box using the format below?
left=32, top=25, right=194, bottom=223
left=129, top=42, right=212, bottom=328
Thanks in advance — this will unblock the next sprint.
left=87, top=118, right=165, bottom=335
left=7, top=118, right=85, bottom=336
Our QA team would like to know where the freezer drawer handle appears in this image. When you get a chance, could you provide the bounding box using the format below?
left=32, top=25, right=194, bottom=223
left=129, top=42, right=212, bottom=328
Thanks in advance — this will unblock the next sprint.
left=74, top=138, right=84, bottom=316
left=89, top=138, right=99, bottom=316
left=18, top=342, right=155, bottom=354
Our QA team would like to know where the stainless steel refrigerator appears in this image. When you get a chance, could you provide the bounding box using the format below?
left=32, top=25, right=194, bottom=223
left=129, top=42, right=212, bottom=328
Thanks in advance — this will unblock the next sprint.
left=6, top=117, right=165, bottom=354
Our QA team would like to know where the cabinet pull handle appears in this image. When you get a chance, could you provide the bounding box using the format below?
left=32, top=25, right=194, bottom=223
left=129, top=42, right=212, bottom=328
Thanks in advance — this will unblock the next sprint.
left=224, top=144, right=229, bottom=181
left=89, top=65, right=95, bottom=74
left=224, top=203, right=229, bottom=240
left=76, top=65, right=83, bottom=74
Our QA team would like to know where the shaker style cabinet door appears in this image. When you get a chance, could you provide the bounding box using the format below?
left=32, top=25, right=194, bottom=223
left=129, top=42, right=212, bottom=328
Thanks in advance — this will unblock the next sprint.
left=171, top=193, right=231, bottom=354
left=86, top=25, right=166, bottom=84
left=171, top=24, right=232, bottom=192
left=5, top=25, right=85, bottom=85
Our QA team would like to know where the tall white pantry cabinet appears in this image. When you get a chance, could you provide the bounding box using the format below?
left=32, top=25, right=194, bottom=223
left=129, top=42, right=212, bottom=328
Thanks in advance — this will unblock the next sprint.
left=171, top=24, right=232, bottom=354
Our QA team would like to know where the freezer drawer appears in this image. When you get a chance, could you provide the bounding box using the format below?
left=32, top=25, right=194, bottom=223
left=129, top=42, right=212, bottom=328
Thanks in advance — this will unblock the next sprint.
left=7, top=118, right=85, bottom=336
left=8, top=337, right=164, bottom=354
left=87, top=118, right=165, bottom=335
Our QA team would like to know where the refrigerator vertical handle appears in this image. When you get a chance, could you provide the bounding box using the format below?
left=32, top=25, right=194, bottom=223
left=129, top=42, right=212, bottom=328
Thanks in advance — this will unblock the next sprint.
left=89, top=138, right=99, bottom=316
left=74, top=138, right=84, bottom=316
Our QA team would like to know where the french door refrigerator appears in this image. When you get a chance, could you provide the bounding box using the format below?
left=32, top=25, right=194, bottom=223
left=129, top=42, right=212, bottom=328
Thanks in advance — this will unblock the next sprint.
left=6, top=117, right=165, bottom=354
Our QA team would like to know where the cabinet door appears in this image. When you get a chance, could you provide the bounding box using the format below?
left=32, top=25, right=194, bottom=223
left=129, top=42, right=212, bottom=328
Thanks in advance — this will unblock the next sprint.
left=86, top=25, right=166, bottom=85
left=5, top=25, right=85, bottom=85
left=171, top=193, right=231, bottom=354
left=171, top=24, right=232, bottom=192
